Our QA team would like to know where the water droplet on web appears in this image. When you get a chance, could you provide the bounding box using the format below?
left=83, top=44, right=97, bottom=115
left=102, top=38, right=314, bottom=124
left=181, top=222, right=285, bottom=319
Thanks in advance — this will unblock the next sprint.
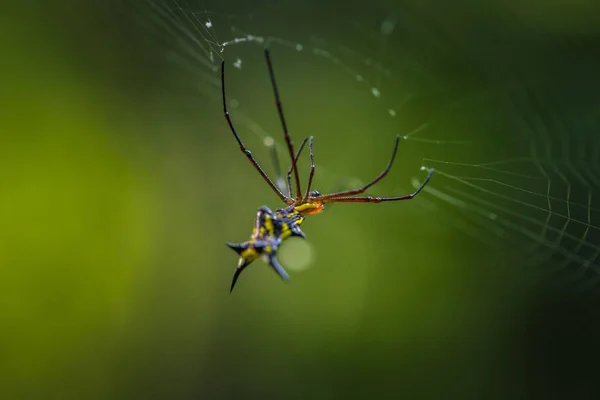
left=381, top=16, right=396, bottom=36
left=263, top=136, right=274, bottom=147
left=296, top=44, right=303, bottom=51
left=233, top=58, right=242, bottom=69
left=205, top=20, right=212, bottom=29
left=371, top=87, right=381, bottom=98
left=388, top=109, right=396, bottom=117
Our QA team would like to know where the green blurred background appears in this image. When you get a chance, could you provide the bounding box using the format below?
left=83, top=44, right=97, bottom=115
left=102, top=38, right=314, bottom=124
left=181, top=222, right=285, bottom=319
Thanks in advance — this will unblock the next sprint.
left=2, top=0, right=600, bottom=399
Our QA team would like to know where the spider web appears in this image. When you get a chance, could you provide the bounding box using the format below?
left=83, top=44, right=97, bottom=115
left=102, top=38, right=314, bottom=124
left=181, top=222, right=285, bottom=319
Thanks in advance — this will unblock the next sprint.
left=138, top=0, right=600, bottom=296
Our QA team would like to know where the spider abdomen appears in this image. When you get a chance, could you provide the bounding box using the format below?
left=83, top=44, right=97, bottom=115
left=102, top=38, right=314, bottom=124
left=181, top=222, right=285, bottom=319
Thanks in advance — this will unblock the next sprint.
left=226, top=205, right=307, bottom=292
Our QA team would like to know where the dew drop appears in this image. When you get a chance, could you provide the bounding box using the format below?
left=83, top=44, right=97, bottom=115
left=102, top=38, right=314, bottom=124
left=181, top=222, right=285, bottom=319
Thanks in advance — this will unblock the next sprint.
left=233, top=58, right=242, bottom=69
left=381, top=16, right=396, bottom=36
left=296, top=44, right=303, bottom=51
left=263, top=136, right=274, bottom=147
left=388, top=109, right=396, bottom=117
left=371, top=87, right=381, bottom=98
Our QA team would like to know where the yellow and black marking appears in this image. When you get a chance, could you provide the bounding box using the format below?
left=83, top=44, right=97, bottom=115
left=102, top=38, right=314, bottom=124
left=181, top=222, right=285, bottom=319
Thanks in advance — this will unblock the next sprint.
left=226, top=205, right=309, bottom=292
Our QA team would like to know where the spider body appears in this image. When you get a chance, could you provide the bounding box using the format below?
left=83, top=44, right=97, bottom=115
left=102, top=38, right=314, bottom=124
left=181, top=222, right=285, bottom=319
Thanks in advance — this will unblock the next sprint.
left=226, top=204, right=309, bottom=292
left=222, top=49, right=434, bottom=292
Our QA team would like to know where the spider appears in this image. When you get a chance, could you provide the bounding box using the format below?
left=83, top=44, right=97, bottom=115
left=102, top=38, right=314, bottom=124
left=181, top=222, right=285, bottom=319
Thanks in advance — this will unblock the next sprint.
left=222, top=49, right=434, bottom=292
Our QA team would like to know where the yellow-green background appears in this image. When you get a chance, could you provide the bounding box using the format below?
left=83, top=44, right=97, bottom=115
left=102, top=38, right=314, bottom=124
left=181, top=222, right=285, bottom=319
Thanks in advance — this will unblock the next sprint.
left=2, top=1, right=600, bottom=399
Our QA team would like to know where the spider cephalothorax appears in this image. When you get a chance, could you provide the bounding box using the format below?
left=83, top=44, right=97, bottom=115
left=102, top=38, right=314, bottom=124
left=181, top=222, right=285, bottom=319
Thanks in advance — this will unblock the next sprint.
left=222, top=49, right=434, bottom=292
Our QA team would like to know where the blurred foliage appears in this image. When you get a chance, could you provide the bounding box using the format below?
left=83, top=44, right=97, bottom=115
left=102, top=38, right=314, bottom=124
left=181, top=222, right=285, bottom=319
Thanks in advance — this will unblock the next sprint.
left=1, top=0, right=600, bottom=399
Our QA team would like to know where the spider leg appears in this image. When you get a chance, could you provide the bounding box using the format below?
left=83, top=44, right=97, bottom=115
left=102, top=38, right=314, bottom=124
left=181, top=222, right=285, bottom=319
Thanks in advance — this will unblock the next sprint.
left=319, top=136, right=400, bottom=201
left=221, top=61, right=288, bottom=203
left=303, top=136, right=315, bottom=202
left=268, top=137, right=308, bottom=198
left=287, top=137, right=308, bottom=199
left=267, top=140, right=288, bottom=195
left=264, top=48, right=303, bottom=201
left=317, top=176, right=350, bottom=211
left=322, top=167, right=434, bottom=203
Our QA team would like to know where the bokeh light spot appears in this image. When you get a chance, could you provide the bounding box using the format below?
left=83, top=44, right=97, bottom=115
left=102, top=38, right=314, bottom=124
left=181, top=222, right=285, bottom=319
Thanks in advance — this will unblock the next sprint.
left=279, top=239, right=314, bottom=272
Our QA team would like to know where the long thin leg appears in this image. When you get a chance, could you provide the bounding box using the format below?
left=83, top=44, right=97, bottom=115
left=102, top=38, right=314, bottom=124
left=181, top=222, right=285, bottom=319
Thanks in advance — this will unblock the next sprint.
left=322, top=167, right=434, bottom=203
left=303, top=136, right=315, bottom=201
left=267, top=141, right=288, bottom=195
left=287, top=137, right=308, bottom=199
left=318, top=176, right=349, bottom=211
left=268, top=137, right=307, bottom=198
left=221, top=61, right=287, bottom=202
left=264, top=49, right=302, bottom=201
left=319, top=136, right=400, bottom=201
